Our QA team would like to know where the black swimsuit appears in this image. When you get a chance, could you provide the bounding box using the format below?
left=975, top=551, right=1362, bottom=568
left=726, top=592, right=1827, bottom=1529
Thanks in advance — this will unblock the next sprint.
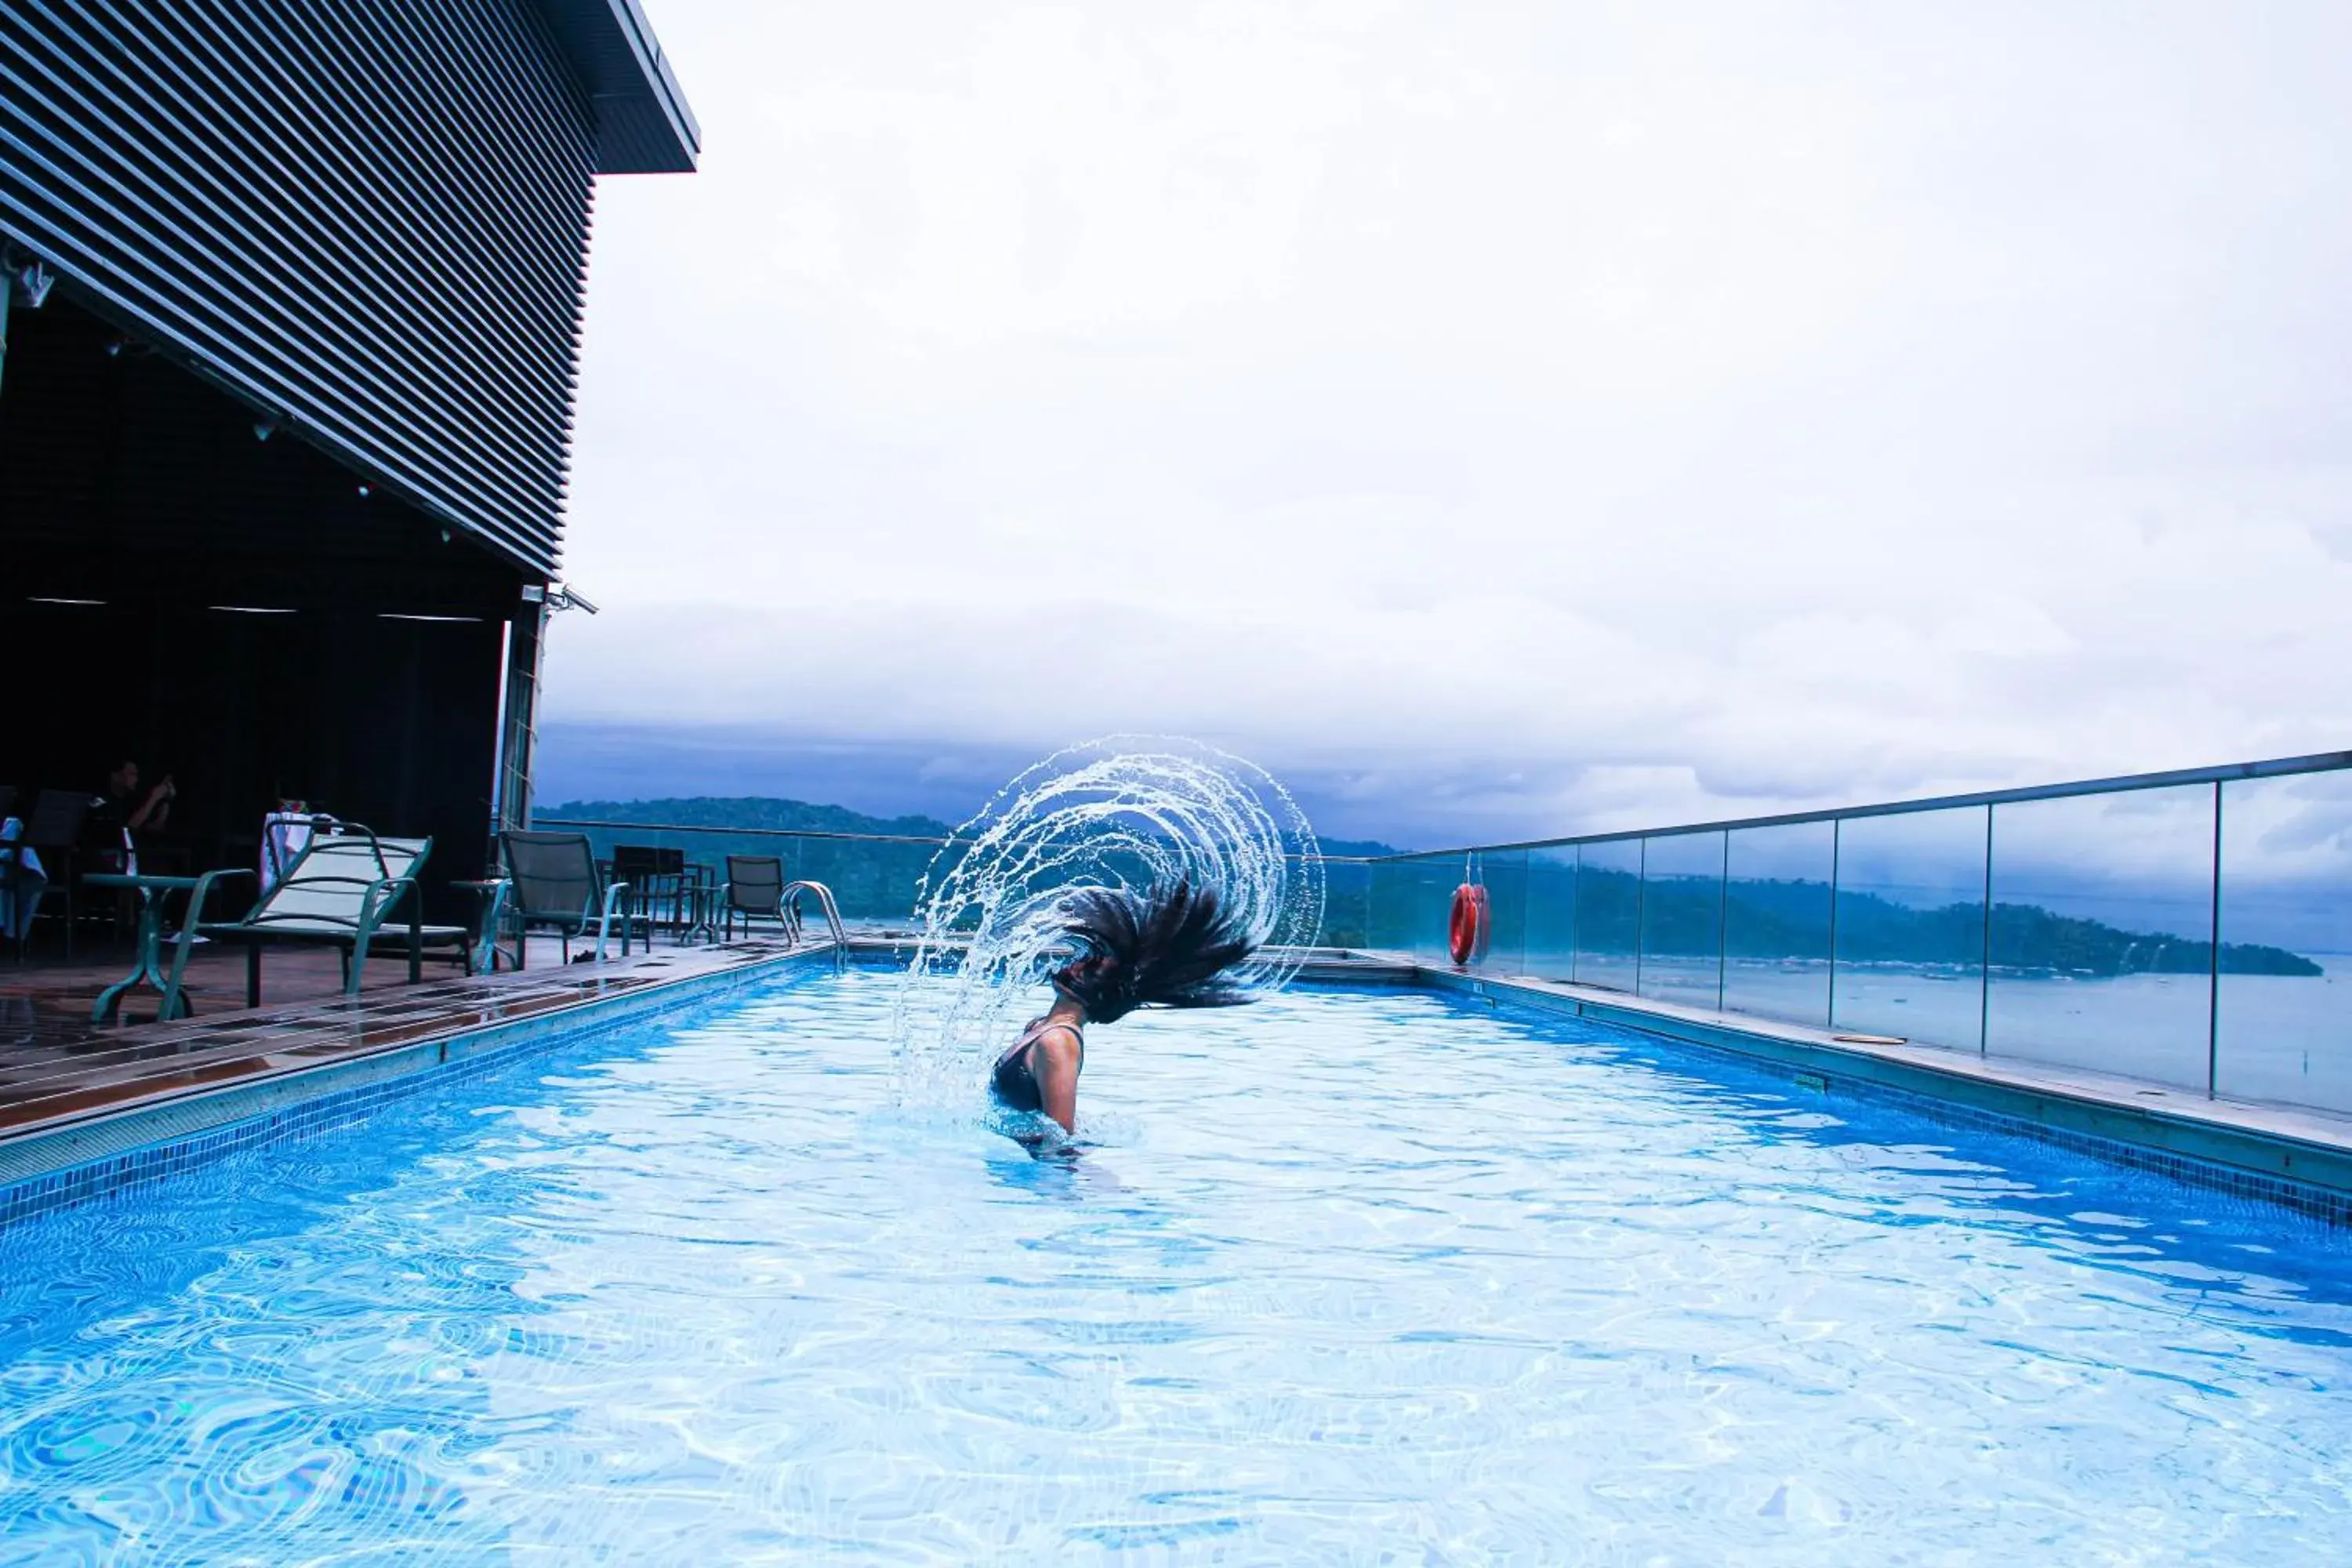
left=990, top=1017, right=1083, bottom=1112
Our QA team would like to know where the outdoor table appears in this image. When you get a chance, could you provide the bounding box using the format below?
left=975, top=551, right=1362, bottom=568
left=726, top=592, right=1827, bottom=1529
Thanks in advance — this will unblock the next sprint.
left=84, top=871, right=207, bottom=1024
left=677, top=862, right=721, bottom=945
left=451, top=878, right=513, bottom=972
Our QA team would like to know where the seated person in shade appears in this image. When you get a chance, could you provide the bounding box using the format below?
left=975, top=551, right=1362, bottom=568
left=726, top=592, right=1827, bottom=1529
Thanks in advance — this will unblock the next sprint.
left=88, top=758, right=175, bottom=873
left=991, top=881, right=1258, bottom=1138
left=0, top=813, right=42, bottom=945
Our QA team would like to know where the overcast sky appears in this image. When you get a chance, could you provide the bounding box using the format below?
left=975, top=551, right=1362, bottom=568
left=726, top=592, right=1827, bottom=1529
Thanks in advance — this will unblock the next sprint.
left=543, top=0, right=2352, bottom=847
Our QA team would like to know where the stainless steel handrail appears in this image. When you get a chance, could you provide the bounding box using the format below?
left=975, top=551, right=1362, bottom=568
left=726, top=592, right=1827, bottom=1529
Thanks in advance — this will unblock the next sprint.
left=1382, top=748, right=2352, bottom=860
left=537, top=818, right=964, bottom=848
left=782, top=879, right=848, bottom=949
left=533, top=817, right=1377, bottom=862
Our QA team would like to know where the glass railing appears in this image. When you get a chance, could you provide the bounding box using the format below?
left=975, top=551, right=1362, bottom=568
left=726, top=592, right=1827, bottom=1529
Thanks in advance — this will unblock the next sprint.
left=1364, top=752, right=2352, bottom=1115
left=532, top=818, right=1374, bottom=944
left=536, top=819, right=950, bottom=926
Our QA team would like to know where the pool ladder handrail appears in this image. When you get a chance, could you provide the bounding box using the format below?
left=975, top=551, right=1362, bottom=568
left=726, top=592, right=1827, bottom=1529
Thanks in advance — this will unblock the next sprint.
left=781, top=879, right=848, bottom=951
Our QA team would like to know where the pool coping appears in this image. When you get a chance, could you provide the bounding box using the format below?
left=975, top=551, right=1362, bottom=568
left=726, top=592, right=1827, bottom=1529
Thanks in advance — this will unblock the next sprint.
left=0, top=941, right=840, bottom=1232
left=1395, top=960, right=2352, bottom=1225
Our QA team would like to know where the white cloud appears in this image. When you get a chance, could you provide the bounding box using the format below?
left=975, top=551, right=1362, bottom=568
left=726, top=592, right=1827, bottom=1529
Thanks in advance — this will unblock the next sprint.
left=552, top=0, right=2352, bottom=844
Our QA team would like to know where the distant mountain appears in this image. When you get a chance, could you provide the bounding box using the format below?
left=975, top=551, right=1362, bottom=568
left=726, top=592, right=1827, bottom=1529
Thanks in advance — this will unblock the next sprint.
left=1603, top=870, right=2322, bottom=979
left=543, top=796, right=957, bottom=838
left=541, top=795, right=1396, bottom=858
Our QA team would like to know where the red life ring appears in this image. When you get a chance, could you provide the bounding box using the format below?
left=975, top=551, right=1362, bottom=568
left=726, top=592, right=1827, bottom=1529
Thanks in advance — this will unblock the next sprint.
left=1447, top=883, right=1490, bottom=966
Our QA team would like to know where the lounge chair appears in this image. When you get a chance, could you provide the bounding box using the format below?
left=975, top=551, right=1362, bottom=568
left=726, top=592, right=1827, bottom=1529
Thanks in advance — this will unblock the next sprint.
left=497, top=830, right=648, bottom=967
left=720, top=855, right=800, bottom=942
left=163, top=825, right=472, bottom=1010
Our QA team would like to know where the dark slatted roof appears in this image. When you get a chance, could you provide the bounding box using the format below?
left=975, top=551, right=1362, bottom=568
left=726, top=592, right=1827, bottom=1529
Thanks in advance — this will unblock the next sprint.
left=0, top=1, right=699, bottom=579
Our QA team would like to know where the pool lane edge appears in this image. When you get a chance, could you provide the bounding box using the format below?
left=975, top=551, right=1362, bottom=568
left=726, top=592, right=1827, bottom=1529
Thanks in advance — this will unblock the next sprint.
left=0, top=944, right=841, bottom=1233
left=1414, top=964, right=2352, bottom=1226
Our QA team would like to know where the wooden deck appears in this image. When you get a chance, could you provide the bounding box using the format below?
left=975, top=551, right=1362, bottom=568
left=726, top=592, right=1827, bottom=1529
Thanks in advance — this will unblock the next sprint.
left=3, top=932, right=574, bottom=1042
left=0, top=932, right=797, bottom=1149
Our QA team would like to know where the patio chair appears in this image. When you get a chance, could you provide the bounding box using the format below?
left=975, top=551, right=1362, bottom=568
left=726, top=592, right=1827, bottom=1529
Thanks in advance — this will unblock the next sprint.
left=8, top=790, right=89, bottom=958
left=497, top=830, right=648, bottom=967
left=165, top=825, right=473, bottom=1010
left=612, top=844, right=688, bottom=937
left=720, top=855, right=801, bottom=942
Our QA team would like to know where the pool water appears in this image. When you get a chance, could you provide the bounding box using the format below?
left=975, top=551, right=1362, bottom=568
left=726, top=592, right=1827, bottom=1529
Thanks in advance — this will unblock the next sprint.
left=2, top=967, right=2348, bottom=1563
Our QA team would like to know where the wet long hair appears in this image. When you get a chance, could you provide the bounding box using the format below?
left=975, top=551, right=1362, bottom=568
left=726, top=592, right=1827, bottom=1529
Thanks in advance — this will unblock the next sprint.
left=1051, top=880, right=1258, bottom=1023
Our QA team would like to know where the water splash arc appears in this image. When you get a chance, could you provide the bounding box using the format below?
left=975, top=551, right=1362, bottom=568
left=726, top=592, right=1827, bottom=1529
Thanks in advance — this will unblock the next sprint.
left=891, top=737, right=1324, bottom=1101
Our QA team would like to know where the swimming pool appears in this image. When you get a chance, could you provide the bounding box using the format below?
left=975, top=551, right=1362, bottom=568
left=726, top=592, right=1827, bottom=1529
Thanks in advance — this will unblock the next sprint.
left=2, top=965, right=2347, bottom=1561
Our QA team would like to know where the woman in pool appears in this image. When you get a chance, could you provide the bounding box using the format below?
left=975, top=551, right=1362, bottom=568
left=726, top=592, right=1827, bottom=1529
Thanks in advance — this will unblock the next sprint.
left=991, top=880, right=1257, bottom=1135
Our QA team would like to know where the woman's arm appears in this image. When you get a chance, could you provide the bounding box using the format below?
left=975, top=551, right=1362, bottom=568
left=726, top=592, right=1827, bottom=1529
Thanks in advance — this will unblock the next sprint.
left=130, top=779, right=173, bottom=833
left=1031, top=1025, right=1082, bottom=1134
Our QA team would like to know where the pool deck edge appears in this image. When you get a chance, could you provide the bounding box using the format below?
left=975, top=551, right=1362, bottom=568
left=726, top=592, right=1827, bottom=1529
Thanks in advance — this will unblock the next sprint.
left=1403, top=961, right=2352, bottom=1222
left=0, top=942, right=841, bottom=1229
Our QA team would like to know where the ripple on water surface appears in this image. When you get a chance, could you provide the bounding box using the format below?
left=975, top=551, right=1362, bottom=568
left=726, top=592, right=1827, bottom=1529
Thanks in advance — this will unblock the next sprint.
left=2, top=969, right=2350, bottom=1563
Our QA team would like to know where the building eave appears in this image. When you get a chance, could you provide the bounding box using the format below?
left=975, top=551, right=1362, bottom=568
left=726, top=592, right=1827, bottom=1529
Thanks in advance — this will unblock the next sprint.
left=534, top=0, right=702, bottom=174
